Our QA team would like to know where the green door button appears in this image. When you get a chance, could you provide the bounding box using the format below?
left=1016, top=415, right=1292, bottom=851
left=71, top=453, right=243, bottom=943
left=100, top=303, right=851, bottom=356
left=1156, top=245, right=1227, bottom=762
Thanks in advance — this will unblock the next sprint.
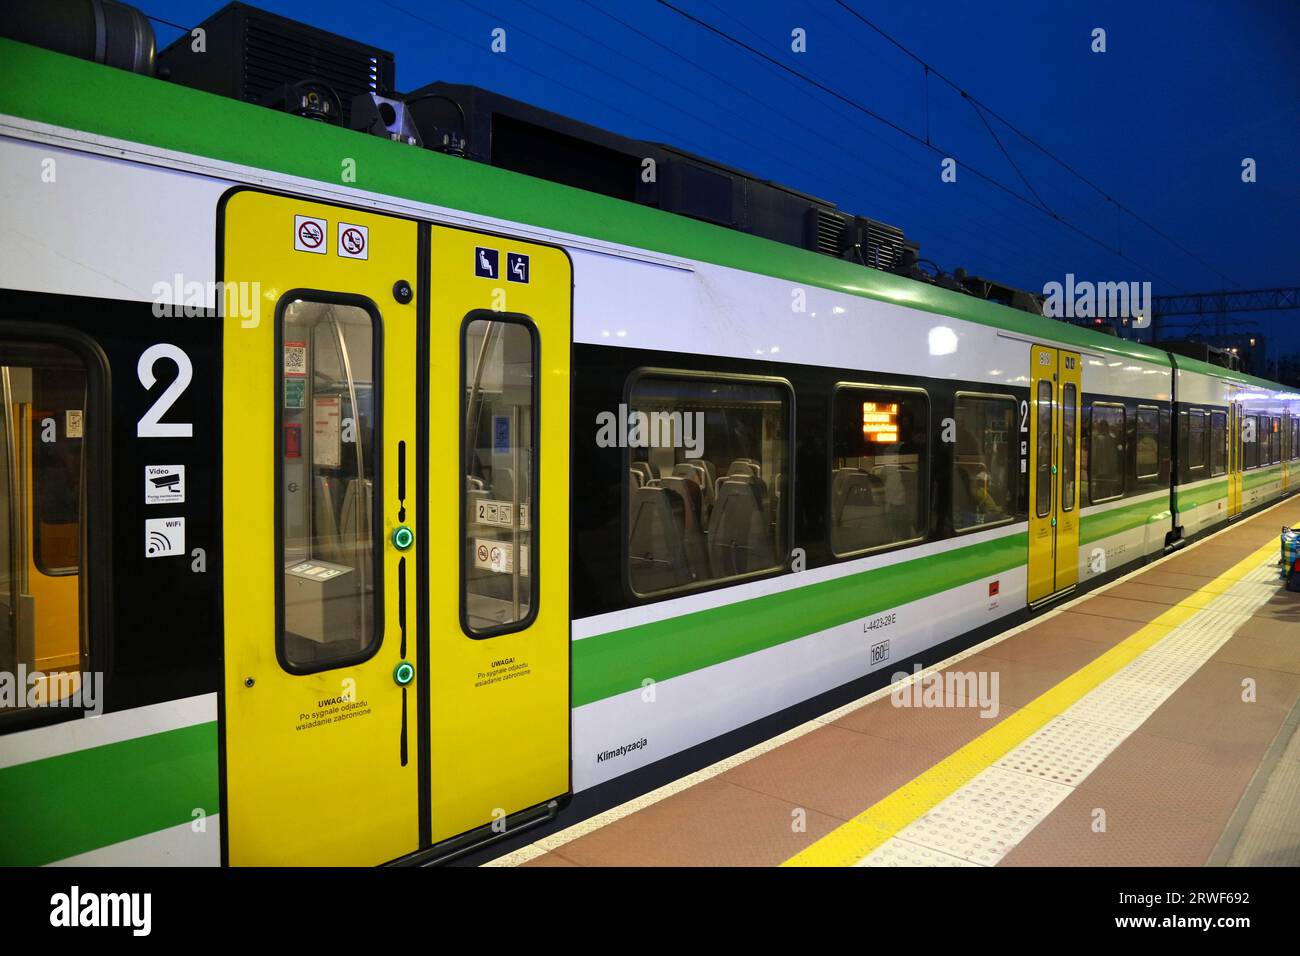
left=393, top=661, right=415, bottom=686
left=391, top=525, right=414, bottom=550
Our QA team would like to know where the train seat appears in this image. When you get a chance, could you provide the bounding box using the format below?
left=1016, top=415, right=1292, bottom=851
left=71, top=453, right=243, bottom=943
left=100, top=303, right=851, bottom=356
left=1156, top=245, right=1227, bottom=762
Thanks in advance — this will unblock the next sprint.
left=708, top=477, right=772, bottom=576
left=628, top=485, right=692, bottom=592
left=659, top=475, right=708, bottom=580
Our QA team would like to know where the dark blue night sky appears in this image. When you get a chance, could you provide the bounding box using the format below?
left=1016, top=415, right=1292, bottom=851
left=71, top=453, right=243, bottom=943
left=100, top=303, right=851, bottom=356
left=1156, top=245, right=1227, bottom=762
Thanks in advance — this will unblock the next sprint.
left=154, top=0, right=1300, bottom=355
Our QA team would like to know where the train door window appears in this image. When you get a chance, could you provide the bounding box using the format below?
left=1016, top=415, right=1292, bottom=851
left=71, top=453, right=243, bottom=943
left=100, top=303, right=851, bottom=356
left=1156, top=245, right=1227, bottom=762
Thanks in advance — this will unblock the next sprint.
left=1088, top=403, right=1126, bottom=503
left=1159, top=408, right=1171, bottom=482
left=1271, top=418, right=1282, bottom=463
left=830, top=384, right=928, bottom=555
left=1245, top=416, right=1260, bottom=469
left=625, top=372, right=790, bottom=595
left=1061, top=384, right=1077, bottom=511
left=0, top=343, right=89, bottom=717
left=462, top=315, right=537, bottom=635
left=1034, top=381, right=1053, bottom=518
left=1135, top=406, right=1159, bottom=481
left=952, top=393, right=1016, bottom=531
left=1210, top=411, right=1227, bottom=477
left=1292, top=418, right=1299, bottom=460
left=278, top=299, right=381, bottom=669
left=1188, top=409, right=1207, bottom=473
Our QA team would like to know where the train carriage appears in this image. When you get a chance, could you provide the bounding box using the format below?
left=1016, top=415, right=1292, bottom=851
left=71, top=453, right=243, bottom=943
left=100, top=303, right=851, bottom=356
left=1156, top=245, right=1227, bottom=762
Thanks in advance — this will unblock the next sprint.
left=0, top=6, right=1296, bottom=866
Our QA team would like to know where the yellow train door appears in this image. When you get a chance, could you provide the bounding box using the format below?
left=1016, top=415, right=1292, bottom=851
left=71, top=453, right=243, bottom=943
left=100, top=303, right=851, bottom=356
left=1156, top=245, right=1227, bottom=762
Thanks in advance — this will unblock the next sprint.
left=425, top=225, right=571, bottom=850
left=1228, top=401, right=1243, bottom=517
left=1281, top=415, right=1291, bottom=492
left=222, top=191, right=420, bottom=865
left=1027, top=344, right=1081, bottom=605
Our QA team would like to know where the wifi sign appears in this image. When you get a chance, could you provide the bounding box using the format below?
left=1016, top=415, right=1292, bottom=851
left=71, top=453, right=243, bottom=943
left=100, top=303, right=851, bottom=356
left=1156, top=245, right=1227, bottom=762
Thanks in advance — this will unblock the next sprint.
left=145, top=517, right=185, bottom=558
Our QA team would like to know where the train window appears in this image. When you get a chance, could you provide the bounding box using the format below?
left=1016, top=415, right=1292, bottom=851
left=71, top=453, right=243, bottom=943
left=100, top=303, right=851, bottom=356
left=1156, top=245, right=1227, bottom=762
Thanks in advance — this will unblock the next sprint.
left=1088, top=403, right=1126, bottom=503
left=1136, top=406, right=1159, bottom=480
left=1034, top=381, right=1053, bottom=518
left=1292, top=418, right=1299, bottom=460
left=953, top=393, right=1016, bottom=532
left=462, top=315, right=538, bottom=636
left=1245, top=416, right=1259, bottom=469
left=1271, top=417, right=1282, bottom=464
left=0, top=343, right=89, bottom=715
left=831, top=384, right=928, bottom=555
left=1061, top=384, right=1077, bottom=511
left=1188, top=409, right=1207, bottom=472
left=278, top=299, right=381, bottom=670
left=1210, top=411, right=1227, bottom=476
left=625, top=372, right=790, bottom=595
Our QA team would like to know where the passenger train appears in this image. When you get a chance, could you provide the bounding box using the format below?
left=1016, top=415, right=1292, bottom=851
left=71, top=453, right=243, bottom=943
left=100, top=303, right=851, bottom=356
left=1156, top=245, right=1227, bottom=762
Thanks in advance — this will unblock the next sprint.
left=0, top=3, right=1295, bottom=866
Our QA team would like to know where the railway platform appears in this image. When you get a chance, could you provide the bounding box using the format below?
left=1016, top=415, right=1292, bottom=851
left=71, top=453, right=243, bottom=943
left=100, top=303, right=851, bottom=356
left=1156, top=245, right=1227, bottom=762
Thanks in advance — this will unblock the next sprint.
left=492, top=498, right=1300, bottom=867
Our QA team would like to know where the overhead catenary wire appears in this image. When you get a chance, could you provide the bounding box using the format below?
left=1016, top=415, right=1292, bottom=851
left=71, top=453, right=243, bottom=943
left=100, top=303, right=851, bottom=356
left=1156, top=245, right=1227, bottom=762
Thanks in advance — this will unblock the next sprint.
left=828, top=0, right=1241, bottom=290
left=653, top=0, right=1188, bottom=293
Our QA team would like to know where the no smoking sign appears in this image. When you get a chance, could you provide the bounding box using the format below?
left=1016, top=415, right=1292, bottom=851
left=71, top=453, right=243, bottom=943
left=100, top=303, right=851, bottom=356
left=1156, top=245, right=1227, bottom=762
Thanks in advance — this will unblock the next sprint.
left=294, top=214, right=327, bottom=254
left=338, top=222, right=369, bottom=260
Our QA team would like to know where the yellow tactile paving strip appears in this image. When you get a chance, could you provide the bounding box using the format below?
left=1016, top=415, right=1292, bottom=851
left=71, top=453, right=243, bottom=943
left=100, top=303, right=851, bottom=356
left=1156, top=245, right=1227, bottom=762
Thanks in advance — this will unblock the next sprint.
left=493, top=499, right=1300, bottom=867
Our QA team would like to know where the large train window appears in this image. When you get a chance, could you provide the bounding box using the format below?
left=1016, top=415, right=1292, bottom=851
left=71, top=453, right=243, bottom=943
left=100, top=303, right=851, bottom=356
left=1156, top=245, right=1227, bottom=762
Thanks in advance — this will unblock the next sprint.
left=830, top=384, right=928, bottom=555
left=1210, top=411, right=1227, bottom=476
left=625, top=372, right=790, bottom=596
left=1245, top=416, right=1260, bottom=469
left=462, top=314, right=537, bottom=636
left=277, top=298, right=381, bottom=671
left=0, top=343, right=89, bottom=715
left=1088, top=403, right=1126, bottom=503
left=1188, top=409, right=1208, bottom=472
left=1135, top=406, right=1159, bottom=480
left=952, top=393, right=1016, bottom=532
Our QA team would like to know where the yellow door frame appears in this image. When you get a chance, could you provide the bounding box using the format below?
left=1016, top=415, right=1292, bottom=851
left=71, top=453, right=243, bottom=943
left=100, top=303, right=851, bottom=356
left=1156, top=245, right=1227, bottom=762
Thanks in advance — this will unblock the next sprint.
left=1027, top=344, right=1080, bottom=605
left=222, top=191, right=420, bottom=865
left=1228, top=401, right=1243, bottom=517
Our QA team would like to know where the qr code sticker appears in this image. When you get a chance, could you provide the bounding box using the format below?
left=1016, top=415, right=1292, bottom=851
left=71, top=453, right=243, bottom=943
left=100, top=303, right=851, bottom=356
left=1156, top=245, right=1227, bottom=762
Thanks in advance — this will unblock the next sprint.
left=284, top=342, right=307, bottom=376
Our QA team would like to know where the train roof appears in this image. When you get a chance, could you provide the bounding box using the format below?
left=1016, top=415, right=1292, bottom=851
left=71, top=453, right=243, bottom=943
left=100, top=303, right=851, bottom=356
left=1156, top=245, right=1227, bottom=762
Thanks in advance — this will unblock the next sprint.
left=0, top=38, right=1292, bottom=397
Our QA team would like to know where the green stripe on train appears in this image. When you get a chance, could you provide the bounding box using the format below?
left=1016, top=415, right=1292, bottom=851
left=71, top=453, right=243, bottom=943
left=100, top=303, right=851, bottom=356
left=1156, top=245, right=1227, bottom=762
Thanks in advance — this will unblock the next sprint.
left=1080, top=498, right=1170, bottom=545
left=1244, top=464, right=1285, bottom=491
left=0, top=721, right=218, bottom=866
left=1173, top=467, right=1286, bottom=512
left=572, top=532, right=1027, bottom=707
left=1175, top=480, right=1228, bottom=514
